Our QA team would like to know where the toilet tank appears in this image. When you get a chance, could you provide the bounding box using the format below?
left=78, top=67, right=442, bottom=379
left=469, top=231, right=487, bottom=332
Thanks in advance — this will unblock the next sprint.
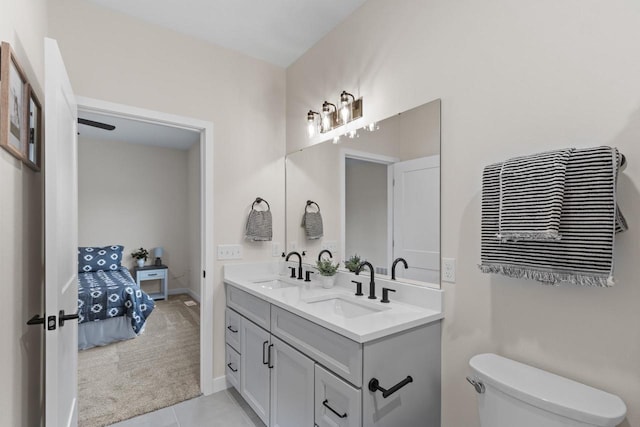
left=468, top=354, right=626, bottom=427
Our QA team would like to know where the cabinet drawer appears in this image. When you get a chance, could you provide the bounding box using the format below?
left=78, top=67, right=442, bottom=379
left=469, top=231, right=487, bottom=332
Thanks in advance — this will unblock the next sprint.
left=225, top=344, right=241, bottom=391
left=226, top=285, right=270, bottom=330
left=271, top=306, right=362, bottom=386
left=315, top=364, right=361, bottom=427
left=138, top=269, right=166, bottom=280
left=225, top=308, right=242, bottom=352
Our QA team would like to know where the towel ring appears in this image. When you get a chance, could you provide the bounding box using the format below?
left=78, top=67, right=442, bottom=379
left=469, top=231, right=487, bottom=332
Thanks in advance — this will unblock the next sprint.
left=252, top=197, right=270, bottom=211
left=306, top=200, right=320, bottom=212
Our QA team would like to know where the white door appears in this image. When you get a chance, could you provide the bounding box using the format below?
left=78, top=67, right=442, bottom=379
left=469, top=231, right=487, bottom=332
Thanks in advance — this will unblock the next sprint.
left=240, top=318, right=271, bottom=425
left=393, top=155, right=440, bottom=283
left=44, top=37, right=79, bottom=427
left=270, top=336, right=315, bottom=427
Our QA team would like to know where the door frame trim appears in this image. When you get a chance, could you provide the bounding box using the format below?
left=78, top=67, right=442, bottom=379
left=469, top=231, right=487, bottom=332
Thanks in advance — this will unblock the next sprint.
left=339, top=149, right=398, bottom=271
left=76, top=96, right=215, bottom=395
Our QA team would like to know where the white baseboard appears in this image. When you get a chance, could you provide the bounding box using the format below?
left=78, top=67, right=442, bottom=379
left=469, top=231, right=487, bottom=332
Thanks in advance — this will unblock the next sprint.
left=168, top=287, right=201, bottom=303
left=212, top=375, right=230, bottom=394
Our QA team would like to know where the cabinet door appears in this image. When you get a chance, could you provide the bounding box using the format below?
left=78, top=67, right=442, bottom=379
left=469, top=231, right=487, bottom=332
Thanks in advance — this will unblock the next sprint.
left=240, top=318, right=271, bottom=425
left=270, top=336, right=315, bottom=427
left=315, top=365, right=361, bottom=427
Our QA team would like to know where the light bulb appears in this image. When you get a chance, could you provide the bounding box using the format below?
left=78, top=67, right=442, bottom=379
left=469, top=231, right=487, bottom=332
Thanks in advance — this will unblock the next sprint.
left=307, top=121, right=316, bottom=138
left=322, top=114, right=331, bottom=132
left=333, top=136, right=340, bottom=144
left=347, top=129, right=357, bottom=139
left=340, top=104, right=351, bottom=124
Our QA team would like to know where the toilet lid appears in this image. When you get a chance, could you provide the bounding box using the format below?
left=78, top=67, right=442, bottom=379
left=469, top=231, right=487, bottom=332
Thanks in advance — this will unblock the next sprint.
left=469, top=353, right=626, bottom=427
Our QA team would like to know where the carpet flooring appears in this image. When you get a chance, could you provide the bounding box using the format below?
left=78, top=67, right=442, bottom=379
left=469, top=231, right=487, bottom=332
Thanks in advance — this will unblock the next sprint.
left=78, top=294, right=201, bottom=427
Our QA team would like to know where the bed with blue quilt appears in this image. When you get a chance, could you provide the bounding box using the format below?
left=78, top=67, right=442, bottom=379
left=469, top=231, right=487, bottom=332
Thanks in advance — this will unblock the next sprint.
left=77, top=245, right=155, bottom=350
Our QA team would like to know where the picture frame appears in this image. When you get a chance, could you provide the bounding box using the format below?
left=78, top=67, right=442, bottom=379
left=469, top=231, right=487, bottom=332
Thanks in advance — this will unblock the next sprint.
left=23, top=84, right=42, bottom=171
left=0, top=41, right=28, bottom=161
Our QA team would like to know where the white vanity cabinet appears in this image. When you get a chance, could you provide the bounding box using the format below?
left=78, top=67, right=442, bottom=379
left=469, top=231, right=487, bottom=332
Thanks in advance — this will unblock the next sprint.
left=225, top=283, right=441, bottom=427
left=270, top=335, right=315, bottom=427
left=228, top=291, right=315, bottom=427
left=240, top=317, right=271, bottom=424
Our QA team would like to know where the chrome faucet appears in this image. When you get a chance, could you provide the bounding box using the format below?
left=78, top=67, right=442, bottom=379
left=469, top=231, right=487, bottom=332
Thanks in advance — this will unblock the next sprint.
left=391, top=257, right=408, bottom=280
left=317, top=249, right=333, bottom=262
left=355, top=261, right=376, bottom=299
left=285, top=251, right=304, bottom=280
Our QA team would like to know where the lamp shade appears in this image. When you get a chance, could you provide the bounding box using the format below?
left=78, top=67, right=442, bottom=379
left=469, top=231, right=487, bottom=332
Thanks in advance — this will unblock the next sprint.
left=154, top=247, right=164, bottom=258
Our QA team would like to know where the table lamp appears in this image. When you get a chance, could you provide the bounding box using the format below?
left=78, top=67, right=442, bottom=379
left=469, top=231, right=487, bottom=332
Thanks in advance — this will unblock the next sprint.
left=154, top=247, right=163, bottom=266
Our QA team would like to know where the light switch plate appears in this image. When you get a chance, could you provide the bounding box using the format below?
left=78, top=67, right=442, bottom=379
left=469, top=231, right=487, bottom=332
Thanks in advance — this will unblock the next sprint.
left=271, top=242, right=281, bottom=257
left=217, top=244, right=243, bottom=260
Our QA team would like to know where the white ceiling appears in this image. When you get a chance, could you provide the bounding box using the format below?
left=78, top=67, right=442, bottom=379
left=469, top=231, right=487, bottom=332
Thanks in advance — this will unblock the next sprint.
left=77, top=111, right=200, bottom=150
left=86, top=0, right=368, bottom=67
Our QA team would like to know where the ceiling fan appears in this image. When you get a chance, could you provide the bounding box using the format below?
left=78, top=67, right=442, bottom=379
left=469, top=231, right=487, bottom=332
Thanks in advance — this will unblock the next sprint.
left=77, top=117, right=116, bottom=131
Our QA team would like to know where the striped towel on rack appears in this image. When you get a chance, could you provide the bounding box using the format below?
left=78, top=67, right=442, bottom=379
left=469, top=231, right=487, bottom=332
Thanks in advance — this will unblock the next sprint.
left=479, top=146, right=627, bottom=287
left=497, top=148, right=574, bottom=242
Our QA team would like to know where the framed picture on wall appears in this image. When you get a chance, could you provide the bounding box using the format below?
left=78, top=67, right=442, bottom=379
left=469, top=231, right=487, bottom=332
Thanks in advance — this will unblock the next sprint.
left=0, top=41, right=28, bottom=161
left=23, top=84, right=42, bottom=171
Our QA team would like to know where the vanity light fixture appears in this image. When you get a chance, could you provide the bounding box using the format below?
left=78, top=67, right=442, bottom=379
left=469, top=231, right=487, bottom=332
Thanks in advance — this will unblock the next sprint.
left=322, top=101, right=338, bottom=133
left=306, top=90, right=363, bottom=138
left=307, top=110, right=320, bottom=138
left=340, top=91, right=355, bottom=124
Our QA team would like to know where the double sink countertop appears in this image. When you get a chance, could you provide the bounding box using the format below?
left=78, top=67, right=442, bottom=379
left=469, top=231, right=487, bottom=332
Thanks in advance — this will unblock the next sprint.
left=224, top=261, right=444, bottom=343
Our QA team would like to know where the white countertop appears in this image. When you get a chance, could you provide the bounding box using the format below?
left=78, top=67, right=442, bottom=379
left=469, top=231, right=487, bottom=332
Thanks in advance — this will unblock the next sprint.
left=224, top=262, right=444, bottom=343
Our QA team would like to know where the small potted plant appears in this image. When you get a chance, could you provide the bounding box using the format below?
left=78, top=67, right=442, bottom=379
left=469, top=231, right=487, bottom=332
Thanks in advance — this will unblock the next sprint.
left=344, top=254, right=363, bottom=273
left=316, top=258, right=340, bottom=288
left=131, top=247, right=149, bottom=268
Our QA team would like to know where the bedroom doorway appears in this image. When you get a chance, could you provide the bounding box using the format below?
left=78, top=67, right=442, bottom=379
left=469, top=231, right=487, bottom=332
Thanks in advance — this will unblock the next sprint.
left=75, top=97, right=215, bottom=423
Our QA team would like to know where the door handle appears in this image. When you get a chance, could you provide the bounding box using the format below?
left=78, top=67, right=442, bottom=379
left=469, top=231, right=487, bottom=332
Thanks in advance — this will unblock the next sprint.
left=26, top=314, right=45, bottom=326
left=262, top=340, right=269, bottom=365
left=268, top=344, right=274, bottom=369
left=58, top=310, right=80, bottom=327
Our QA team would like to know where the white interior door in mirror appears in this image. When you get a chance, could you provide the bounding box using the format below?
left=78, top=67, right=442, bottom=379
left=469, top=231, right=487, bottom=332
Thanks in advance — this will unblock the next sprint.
left=393, top=155, right=440, bottom=283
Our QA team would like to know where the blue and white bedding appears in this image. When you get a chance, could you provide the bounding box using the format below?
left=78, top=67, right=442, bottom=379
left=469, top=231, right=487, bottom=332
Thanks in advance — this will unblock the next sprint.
left=78, top=267, right=155, bottom=334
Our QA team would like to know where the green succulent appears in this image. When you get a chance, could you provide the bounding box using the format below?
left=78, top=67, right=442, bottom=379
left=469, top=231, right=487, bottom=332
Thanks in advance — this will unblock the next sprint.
left=316, top=258, right=339, bottom=276
left=344, top=254, right=363, bottom=272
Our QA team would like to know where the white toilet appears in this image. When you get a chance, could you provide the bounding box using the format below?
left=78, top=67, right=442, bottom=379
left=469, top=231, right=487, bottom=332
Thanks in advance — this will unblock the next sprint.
left=468, top=353, right=627, bottom=427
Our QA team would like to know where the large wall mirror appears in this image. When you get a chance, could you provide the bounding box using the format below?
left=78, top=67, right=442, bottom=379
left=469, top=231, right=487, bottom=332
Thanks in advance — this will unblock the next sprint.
left=286, top=98, right=441, bottom=287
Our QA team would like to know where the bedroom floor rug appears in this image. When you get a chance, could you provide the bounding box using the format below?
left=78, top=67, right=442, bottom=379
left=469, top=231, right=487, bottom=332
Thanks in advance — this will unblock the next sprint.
left=78, top=294, right=201, bottom=427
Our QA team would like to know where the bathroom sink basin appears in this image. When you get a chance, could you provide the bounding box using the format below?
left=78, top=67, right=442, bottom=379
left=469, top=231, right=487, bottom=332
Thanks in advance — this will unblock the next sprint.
left=304, top=296, right=387, bottom=319
left=252, top=279, right=297, bottom=290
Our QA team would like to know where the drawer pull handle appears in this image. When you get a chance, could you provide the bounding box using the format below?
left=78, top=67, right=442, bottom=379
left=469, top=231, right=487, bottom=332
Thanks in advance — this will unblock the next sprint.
left=262, top=340, right=269, bottom=365
left=368, top=376, right=413, bottom=398
left=322, top=400, right=347, bottom=418
left=227, top=325, right=238, bottom=333
left=147, top=273, right=158, bottom=276
left=227, top=363, right=238, bottom=373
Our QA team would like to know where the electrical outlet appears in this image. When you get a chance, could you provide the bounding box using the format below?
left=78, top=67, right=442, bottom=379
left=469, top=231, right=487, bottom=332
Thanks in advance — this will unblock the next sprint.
left=271, top=242, right=280, bottom=257
left=442, top=258, right=456, bottom=283
left=289, top=241, right=297, bottom=251
left=217, top=244, right=243, bottom=260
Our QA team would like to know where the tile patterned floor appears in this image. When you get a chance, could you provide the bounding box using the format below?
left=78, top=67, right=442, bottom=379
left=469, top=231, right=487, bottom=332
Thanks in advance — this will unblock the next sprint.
left=109, top=388, right=265, bottom=427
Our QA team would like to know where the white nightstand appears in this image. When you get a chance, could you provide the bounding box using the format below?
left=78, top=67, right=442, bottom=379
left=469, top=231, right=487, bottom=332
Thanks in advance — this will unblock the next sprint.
left=133, top=265, right=168, bottom=300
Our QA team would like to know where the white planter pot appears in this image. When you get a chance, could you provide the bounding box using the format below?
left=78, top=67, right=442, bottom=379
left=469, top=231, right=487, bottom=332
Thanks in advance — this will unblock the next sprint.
left=320, top=275, right=336, bottom=289
left=136, top=259, right=145, bottom=268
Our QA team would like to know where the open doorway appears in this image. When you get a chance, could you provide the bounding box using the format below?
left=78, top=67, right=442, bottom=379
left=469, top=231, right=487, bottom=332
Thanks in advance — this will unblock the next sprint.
left=74, top=97, right=214, bottom=425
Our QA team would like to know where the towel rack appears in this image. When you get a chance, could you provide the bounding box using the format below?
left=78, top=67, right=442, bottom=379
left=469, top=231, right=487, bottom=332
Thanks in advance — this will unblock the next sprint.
left=306, top=200, right=320, bottom=211
left=252, top=197, right=270, bottom=210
